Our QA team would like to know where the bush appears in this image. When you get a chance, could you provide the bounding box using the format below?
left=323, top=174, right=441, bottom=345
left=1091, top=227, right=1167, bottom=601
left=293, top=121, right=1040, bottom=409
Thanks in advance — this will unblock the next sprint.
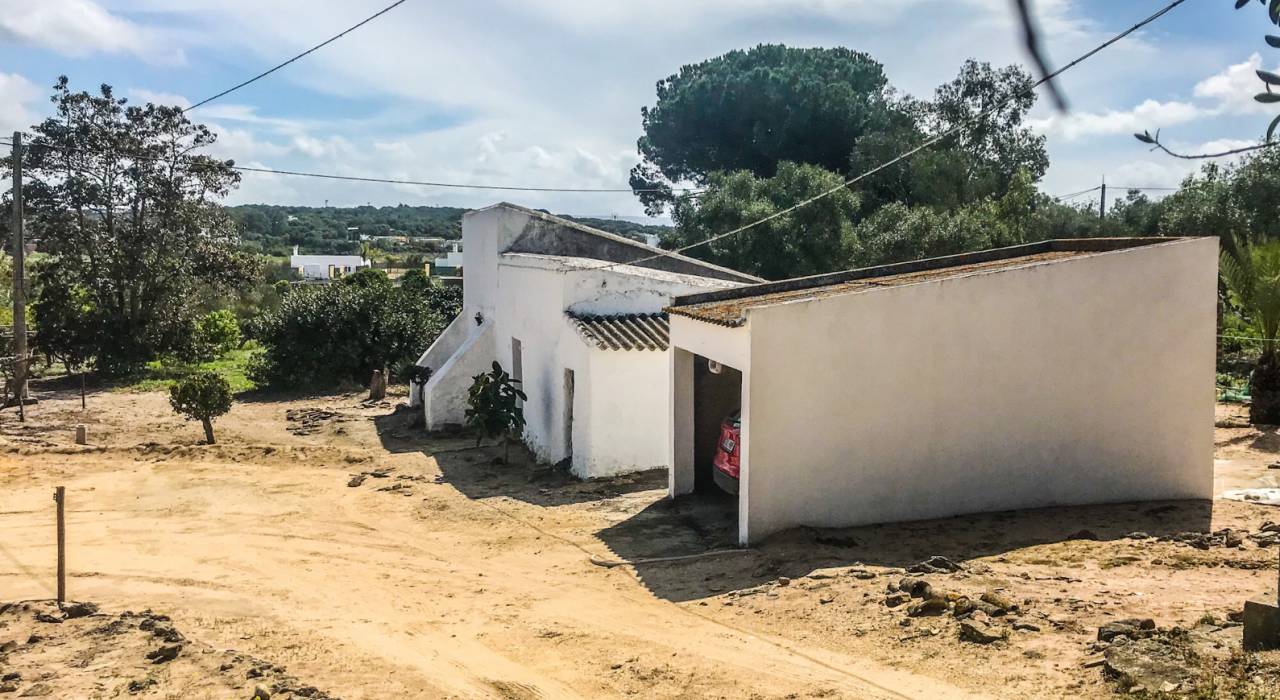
left=168, top=370, right=233, bottom=444
left=466, top=361, right=527, bottom=461
left=249, top=279, right=461, bottom=390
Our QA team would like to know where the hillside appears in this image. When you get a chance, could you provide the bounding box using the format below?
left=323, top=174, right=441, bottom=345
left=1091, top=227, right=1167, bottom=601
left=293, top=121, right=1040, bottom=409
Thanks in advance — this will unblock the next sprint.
left=229, top=204, right=670, bottom=255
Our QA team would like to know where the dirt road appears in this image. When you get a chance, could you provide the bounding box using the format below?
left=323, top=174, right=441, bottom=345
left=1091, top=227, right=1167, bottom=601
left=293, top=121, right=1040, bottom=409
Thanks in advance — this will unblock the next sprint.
left=0, top=386, right=978, bottom=699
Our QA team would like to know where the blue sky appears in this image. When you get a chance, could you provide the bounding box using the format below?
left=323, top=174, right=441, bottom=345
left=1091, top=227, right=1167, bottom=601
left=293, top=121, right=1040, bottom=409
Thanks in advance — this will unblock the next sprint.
left=0, top=0, right=1269, bottom=220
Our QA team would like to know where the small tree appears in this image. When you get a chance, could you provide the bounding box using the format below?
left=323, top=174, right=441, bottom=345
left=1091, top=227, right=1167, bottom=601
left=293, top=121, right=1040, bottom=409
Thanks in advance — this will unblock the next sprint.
left=169, top=371, right=233, bottom=444
left=1221, top=239, right=1280, bottom=424
left=465, top=361, right=527, bottom=462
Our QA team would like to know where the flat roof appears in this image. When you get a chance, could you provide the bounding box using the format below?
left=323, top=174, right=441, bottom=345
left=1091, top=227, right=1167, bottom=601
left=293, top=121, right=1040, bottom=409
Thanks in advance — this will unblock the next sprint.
left=667, top=238, right=1190, bottom=327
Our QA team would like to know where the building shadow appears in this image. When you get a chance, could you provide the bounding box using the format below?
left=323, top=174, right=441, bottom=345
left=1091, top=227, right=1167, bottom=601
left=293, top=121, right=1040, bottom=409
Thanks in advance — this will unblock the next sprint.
left=372, top=405, right=667, bottom=507
left=595, top=497, right=1216, bottom=603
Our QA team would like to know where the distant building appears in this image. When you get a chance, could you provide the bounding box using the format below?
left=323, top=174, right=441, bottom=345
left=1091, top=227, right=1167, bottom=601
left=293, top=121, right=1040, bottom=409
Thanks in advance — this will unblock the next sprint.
left=433, top=241, right=465, bottom=275
left=290, top=245, right=370, bottom=280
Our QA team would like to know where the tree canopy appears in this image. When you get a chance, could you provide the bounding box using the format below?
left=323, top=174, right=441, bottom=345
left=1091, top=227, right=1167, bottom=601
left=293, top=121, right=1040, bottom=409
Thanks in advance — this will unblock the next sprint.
left=12, top=77, right=256, bottom=374
left=630, top=45, right=896, bottom=215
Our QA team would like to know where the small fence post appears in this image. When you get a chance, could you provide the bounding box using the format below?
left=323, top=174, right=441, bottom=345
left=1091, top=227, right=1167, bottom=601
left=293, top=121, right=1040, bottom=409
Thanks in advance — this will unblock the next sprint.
left=54, top=486, right=65, bottom=606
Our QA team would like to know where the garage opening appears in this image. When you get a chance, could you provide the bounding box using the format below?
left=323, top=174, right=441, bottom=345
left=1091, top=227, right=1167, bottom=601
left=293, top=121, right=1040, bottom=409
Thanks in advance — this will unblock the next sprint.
left=692, top=355, right=742, bottom=496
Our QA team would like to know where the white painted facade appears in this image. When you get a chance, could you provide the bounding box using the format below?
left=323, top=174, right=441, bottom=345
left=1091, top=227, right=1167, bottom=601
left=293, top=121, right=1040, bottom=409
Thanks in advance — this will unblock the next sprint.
left=289, top=246, right=370, bottom=280
left=668, top=237, right=1219, bottom=545
left=433, top=242, right=465, bottom=271
left=413, top=203, right=757, bottom=478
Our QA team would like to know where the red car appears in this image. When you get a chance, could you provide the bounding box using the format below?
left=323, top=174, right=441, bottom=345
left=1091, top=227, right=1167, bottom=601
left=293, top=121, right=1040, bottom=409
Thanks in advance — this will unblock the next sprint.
left=712, top=411, right=741, bottom=494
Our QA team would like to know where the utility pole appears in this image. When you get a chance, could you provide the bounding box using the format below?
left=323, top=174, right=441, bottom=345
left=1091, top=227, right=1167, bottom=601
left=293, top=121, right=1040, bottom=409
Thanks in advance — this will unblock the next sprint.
left=10, top=132, right=26, bottom=421
left=1099, top=175, right=1107, bottom=221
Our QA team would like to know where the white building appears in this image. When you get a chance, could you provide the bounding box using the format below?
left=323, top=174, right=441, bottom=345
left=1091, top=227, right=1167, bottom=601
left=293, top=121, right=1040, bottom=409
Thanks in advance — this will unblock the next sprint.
left=665, top=236, right=1218, bottom=545
left=433, top=242, right=465, bottom=272
left=290, top=245, right=370, bottom=280
left=412, top=203, right=759, bottom=478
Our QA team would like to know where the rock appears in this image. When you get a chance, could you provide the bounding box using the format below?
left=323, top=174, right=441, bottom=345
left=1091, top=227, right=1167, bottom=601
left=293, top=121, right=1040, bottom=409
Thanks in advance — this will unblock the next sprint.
left=150, top=623, right=184, bottom=643
left=0, top=641, right=16, bottom=653
left=146, top=643, right=182, bottom=664
left=952, top=597, right=976, bottom=617
left=1067, top=529, right=1099, bottom=541
left=958, top=619, right=1007, bottom=644
left=0, top=683, right=14, bottom=694
left=33, top=613, right=61, bottom=624
left=1081, top=655, right=1106, bottom=668
left=17, top=684, right=51, bottom=697
left=850, top=569, right=877, bottom=580
left=1013, top=622, right=1041, bottom=632
left=1261, top=521, right=1280, bottom=534
left=346, top=474, right=366, bottom=488
left=906, top=556, right=962, bottom=574
left=1103, top=638, right=1194, bottom=692
left=251, top=686, right=271, bottom=700
left=907, top=597, right=949, bottom=617
left=127, top=678, right=156, bottom=693
left=972, top=600, right=1004, bottom=617
left=776, top=577, right=791, bottom=587
left=980, top=590, right=1014, bottom=611
left=1124, top=532, right=1150, bottom=540
left=899, top=578, right=933, bottom=599
left=61, top=601, right=97, bottom=619
left=1098, top=619, right=1156, bottom=643
left=24, top=636, right=41, bottom=645
left=884, top=593, right=910, bottom=608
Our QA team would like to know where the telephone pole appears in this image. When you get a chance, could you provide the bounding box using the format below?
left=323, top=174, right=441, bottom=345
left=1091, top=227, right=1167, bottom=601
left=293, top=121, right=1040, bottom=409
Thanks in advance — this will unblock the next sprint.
left=10, top=132, right=27, bottom=420
left=1099, top=175, right=1107, bottom=221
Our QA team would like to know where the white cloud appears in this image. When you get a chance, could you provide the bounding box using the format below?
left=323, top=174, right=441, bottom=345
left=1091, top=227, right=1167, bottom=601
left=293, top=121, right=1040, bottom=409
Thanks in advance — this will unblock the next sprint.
left=0, top=73, right=41, bottom=137
left=1194, top=53, right=1280, bottom=116
left=1031, top=99, right=1205, bottom=140
left=0, top=0, right=184, bottom=64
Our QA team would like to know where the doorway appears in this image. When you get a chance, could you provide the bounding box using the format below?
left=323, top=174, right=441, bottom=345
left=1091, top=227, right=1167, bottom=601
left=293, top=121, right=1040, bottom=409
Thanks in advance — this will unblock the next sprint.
left=563, top=368, right=575, bottom=466
left=692, top=356, right=742, bottom=495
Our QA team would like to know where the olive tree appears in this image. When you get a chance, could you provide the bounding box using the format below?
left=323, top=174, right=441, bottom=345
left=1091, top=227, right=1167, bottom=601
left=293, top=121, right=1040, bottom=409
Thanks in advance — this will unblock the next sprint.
left=169, top=371, right=233, bottom=444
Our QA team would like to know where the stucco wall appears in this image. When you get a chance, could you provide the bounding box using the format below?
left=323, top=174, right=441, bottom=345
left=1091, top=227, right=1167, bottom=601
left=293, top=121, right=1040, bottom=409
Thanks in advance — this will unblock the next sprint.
left=576, top=349, right=672, bottom=477
left=732, top=237, right=1217, bottom=544
left=424, top=203, right=747, bottom=478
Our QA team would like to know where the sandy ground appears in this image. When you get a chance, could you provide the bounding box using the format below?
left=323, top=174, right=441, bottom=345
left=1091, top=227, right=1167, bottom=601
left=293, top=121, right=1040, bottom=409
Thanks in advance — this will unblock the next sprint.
left=1, top=385, right=1279, bottom=698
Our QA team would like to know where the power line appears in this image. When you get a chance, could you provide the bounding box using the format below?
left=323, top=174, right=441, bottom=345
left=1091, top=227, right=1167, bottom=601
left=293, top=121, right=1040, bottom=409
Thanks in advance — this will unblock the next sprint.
left=184, top=0, right=410, bottom=113
left=1052, top=185, right=1101, bottom=201
left=581, top=0, right=1191, bottom=273
left=0, top=138, right=697, bottom=194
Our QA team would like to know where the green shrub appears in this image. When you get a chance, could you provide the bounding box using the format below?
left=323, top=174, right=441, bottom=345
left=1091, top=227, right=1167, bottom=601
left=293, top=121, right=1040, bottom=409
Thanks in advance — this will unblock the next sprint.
left=168, top=370, right=233, bottom=444
left=249, top=279, right=460, bottom=390
left=466, top=362, right=527, bottom=461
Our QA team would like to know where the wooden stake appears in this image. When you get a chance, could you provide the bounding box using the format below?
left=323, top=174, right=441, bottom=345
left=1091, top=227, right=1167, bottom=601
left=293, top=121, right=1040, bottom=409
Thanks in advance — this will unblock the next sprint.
left=80, top=372, right=86, bottom=411
left=54, top=486, right=65, bottom=606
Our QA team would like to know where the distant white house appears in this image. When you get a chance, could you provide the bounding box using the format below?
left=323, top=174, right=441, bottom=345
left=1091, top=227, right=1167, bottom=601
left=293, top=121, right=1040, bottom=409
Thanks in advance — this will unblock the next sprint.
left=433, top=242, right=465, bottom=272
left=290, top=245, right=370, bottom=280
left=411, top=203, right=759, bottom=479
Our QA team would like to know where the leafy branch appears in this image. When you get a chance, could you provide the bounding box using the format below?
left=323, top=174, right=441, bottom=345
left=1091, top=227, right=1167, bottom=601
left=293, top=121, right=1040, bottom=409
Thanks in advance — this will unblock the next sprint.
left=1134, top=129, right=1279, bottom=159
left=1136, top=0, right=1280, bottom=156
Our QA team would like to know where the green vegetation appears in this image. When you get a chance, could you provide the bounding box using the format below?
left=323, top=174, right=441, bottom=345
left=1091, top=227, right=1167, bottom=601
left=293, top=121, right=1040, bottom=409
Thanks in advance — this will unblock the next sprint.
left=168, top=370, right=234, bottom=444
left=14, top=77, right=256, bottom=376
left=227, top=205, right=672, bottom=258
left=114, top=345, right=258, bottom=394
left=1221, top=239, right=1280, bottom=423
left=465, top=361, right=527, bottom=462
left=247, top=270, right=461, bottom=390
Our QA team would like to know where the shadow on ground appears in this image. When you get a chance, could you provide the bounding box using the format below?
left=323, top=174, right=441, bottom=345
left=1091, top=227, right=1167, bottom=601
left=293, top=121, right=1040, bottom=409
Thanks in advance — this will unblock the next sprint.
left=597, top=497, right=1216, bottom=602
left=374, top=407, right=1221, bottom=603
left=373, top=405, right=667, bottom=507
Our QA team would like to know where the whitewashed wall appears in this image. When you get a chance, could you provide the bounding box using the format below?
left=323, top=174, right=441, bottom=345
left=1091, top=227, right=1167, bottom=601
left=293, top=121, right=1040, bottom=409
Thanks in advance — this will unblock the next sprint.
left=733, top=238, right=1217, bottom=544
left=420, top=204, right=743, bottom=478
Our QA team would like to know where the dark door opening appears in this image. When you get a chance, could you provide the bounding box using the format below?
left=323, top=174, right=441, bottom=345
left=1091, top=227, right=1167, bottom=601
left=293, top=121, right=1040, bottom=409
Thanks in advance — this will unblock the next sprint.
left=692, top=356, right=742, bottom=496
left=562, top=368, right=575, bottom=467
